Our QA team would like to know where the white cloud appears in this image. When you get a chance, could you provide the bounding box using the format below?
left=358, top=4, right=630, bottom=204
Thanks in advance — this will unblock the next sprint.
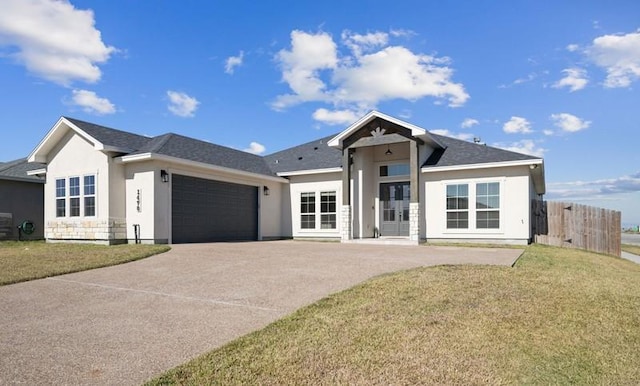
left=587, top=30, right=640, bottom=88
left=389, top=29, right=417, bottom=38
left=342, top=30, right=388, bottom=56
left=503, top=116, right=532, bottom=134
left=460, top=118, right=479, bottom=129
left=312, top=108, right=361, bottom=125
left=499, top=73, right=536, bottom=88
left=552, top=67, right=588, bottom=92
left=547, top=172, right=640, bottom=199
left=550, top=113, right=590, bottom=132
left=493, top=139, right=546, bottom=157
left=243, top=141, right=266, bottom=155
left=543, top=129, right=555, bottom=136
left=566, top=44, right=580, bottom=52
left=0, top=0, right=115, bottom=86
left=272, top=30, right=338, bottom=109
left=272, top=29, right=469, bottom=120
left=430, top=129, right=474, bottom=141
left=70, top=89, right=115, bottom=114
left=224, top=51, right=244, bottom=74
left=166, top=90, right=199, bottom=117
left=332, top=46, right=468, bottom=107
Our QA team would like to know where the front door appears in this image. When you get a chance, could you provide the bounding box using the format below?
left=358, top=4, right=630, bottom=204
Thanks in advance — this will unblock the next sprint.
left=379, top=182, right=410, bottom=237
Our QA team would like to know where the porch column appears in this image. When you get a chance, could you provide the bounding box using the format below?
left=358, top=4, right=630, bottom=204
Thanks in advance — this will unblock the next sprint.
left=409, top=141, right=420, bottom=243
left=341, top=148, right=352, bottom=241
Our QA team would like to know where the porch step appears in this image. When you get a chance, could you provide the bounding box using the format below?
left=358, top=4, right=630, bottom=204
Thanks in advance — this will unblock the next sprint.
left=344, top=238, right=419, bottom=246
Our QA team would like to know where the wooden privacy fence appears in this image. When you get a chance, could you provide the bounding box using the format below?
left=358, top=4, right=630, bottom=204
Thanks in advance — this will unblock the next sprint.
left=532, top=200, right=621, bottom=257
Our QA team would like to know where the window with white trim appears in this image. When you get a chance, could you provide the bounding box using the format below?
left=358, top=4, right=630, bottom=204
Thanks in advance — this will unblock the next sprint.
left=300, top=190, right=338, bottom=230
left=320, top=191, right=336, bottom=229
left=446, top=184, right=469, bottom=229
left=55, top=178, right=66, bottom=217
left=476, top=182, right=500, bottom=229
left=69, top=176, right=80, bottom=217
left=55, top=175, right=97, bottom=218
left=300, top=192, right=315, bottom=229
left=84, top=175, right=96, bottom=217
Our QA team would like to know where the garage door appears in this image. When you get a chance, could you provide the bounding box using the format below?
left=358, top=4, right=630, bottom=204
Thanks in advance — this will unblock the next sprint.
left=171, top=174, right=258, bottom=243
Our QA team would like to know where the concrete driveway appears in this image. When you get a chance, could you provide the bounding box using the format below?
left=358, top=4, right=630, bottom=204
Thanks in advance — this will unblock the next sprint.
left=0, top=241, right=522, bottom=385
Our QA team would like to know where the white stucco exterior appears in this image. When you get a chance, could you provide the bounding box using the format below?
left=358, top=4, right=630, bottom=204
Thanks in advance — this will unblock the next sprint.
left=422, top=165, right=534, bottom=244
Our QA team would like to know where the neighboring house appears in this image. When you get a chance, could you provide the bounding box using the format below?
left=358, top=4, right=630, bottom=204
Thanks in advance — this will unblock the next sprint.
left=0, top=158, right=46, bottom=240
left=28, top=111, right=545, bottom=245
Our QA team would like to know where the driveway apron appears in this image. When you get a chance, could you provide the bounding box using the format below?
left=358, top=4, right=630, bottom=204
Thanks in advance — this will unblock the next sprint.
left=0, top=241, right=522, bottom=385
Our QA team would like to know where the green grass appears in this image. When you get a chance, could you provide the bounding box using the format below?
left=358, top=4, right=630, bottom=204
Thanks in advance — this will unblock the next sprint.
left=0, top=241, right=170, bottom=285
left=148, top=244, right=640, bottom=385
left=622, top=244, right=640, bottom=256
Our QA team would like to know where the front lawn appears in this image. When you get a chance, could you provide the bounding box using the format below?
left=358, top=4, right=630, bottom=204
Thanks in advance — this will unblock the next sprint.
left=149, top=244, right=640, bottom=385
left=0, top=241, right=170, bottom=285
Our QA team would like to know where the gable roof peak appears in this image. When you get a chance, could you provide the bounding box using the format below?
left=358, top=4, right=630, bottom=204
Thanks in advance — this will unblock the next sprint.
left=327, top=110, right=444, bottom=149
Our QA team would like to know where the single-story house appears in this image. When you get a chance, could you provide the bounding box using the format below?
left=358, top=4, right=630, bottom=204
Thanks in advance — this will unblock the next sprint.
left=0, top=158, right=45, bottom=240
left=27, top=111, right=545, bottom=245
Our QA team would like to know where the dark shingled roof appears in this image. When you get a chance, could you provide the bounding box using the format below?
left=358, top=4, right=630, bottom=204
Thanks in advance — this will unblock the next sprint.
left=64, top=117, right=151, bottom=151
left=0, top=158, right=46, bottom=183
left=129, top=133, right=276, bottom=176
left=55, top=117, right=538, bottom=178
left=423, top=133, right=539, bottom=168
left=60, top=117, right=277, bottom=178
left=264, top=134, right=342, bottom=174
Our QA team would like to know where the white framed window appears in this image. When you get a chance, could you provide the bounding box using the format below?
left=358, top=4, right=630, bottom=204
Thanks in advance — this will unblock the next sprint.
left=84, top=175, right=96, bottom=217
left=320, top=191, right=336, bottom=229
left=55, top=178, right=66, bottom=217
left=69, top=176, right=80, bottom=217
left=299, top=190, right=338, bottom=230
left=54, top=175, right=97, bottom=218
left=300, top=192, right=315, bottom=229
left=476, top=182, right=500, bottom=229
left=446, top=184, right=469, bottom=229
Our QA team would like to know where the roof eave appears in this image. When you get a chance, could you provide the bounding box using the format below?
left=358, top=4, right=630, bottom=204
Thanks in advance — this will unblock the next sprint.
left=421, top=158, right=544, bottom=173
left=28, top=117, right=105, bottom=163
left=276, top=167, right=343, bottom=177
left=119, top=153, right=288, bottom=183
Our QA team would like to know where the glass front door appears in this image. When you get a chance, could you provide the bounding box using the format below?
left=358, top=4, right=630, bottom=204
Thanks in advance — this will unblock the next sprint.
left=379, top=182, right=410, bottom=237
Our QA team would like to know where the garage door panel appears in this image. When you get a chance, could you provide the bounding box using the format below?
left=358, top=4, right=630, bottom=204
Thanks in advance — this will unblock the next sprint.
left=171, top=174, right=258, bottom=243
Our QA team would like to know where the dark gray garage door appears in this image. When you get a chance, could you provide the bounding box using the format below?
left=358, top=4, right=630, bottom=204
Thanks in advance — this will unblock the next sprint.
left=171, top=174, right=258, bottom=243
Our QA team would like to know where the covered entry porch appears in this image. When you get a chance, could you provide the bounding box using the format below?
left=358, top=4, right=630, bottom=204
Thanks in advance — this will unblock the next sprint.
left=327, top=112, right=436, bottom=245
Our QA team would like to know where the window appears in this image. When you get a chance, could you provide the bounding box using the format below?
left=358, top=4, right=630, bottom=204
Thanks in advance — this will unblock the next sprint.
left=476, top=182, right=500, bottom=229
left=84, top=175, right=96, bottom=216
left=54, top=175, right=96, bottom=218
left=446, top=184, right=469, bottom=229
left=320, top=192, right=336, bottom=229
left=300, top=190, right=338, bottom=230
left=69, top=177, right=80, bottom=216
left=380, top=163, right=410, bottom=177
left=55, top=178, right=66, bottom=217
left=300, top=192, right=315, bottom=229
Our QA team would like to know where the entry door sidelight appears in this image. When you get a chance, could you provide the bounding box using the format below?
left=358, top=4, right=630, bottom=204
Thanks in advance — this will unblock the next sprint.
left=379, top=182, right=410, bottom=237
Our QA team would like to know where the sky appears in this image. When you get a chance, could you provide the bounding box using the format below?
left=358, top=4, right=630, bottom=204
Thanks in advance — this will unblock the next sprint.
left=0, top=0, right=639, bottom=225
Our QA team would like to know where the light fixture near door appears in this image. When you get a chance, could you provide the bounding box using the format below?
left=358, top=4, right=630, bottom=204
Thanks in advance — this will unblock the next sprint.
left=385, top=145, right=393, bottom=155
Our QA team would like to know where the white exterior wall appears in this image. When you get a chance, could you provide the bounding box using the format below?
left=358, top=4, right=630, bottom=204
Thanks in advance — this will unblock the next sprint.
left=287, top=172, right=342, bottom=238
left=141, top=165, right=284, bottom=243
left=124, top=161, right=160, bottom=243
left=44, top=131, right=126, bottom=243
left=423, top=165, right=533, bottom=243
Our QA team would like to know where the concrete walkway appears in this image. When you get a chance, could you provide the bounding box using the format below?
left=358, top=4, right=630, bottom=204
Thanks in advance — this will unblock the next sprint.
left=622, top=251, right=640, bottom=264
left=0, top=241, right=522, bottom=385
